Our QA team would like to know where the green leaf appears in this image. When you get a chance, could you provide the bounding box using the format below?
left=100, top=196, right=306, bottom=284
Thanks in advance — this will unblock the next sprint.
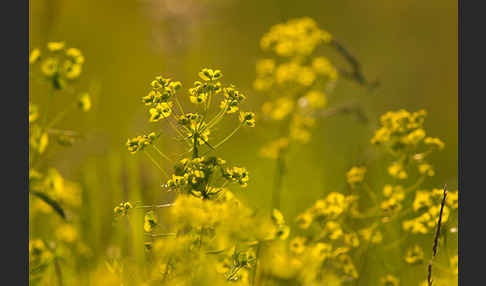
left=30, top=190, right=66, bottom=220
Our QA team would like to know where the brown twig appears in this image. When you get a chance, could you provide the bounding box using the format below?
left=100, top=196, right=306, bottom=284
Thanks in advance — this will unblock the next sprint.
left=427, top=184, right=448, bottom=286
left=320, top=102, right=369, bottom=124
left=330, top=39, right=380, bottom=91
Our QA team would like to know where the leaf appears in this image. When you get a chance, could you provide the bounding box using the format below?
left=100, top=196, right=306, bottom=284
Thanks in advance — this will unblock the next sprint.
left=30, top=190, right=66, bottom=220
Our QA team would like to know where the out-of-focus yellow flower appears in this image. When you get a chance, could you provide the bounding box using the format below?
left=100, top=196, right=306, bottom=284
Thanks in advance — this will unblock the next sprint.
left=404, top=244, right=424, bottom=264
left=78, top=93, right=91, bottom=112
left=56, top=224, right=79, bottom=243
left=346, top=166, right=366, bottom=187
left=380, top=275, right=399, bottom=286
left=47, top=41, right=65, bottom=51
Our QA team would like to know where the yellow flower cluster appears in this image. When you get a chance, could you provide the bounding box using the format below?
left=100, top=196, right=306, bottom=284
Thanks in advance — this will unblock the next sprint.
left=380, top=275, right=399, bottom=286
left=113, top=201, right=133, bottom=217
left=346, top=166, right=367, bottom=187
left=380, top=185, right=405, bottom=219
left=30, top=42, right=85, bottom=89
left=260, top=17, right=332, bottom=58
left=297, top=192, right=357, bottom=226
left=403, top=188, right=458, bottom=234
left=371, top=109, right=445, bottom=180
left=126, top=132, right=158, bottom=154
left=221, top=85, right=246, bottom=114
left=255, top=18, right=340, bottom=158
left=260, top=137, right=289, bottom=159
left=165, top=156, right=248, bottom=198
left=29, top=239, right=53, bottom=276
left=404, top=244, right=424, bottom=265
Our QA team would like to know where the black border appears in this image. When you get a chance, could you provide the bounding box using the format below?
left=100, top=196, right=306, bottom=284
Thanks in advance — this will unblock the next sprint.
left=459, top=0, right=486, bottom=285
left=3, top=0, right=29, bottom=284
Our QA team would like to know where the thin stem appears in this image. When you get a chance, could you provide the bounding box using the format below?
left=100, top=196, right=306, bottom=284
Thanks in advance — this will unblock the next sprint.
left=46, top=100, right=77, bottom=129
left=192, top=133, right=199, bottom=158
left=152, top=145, right=173, bottom=163
left=204, top=105, right=229, bottom=132
left=144, top=233, right=177, bottom=238
left=330, top=39, right=379, bottom=91
left=53, top=257, right=64, bottom=286
left=174, top=96, right=185, bottom=115
left=251, top=242, right=261, bottom=286
left=227, top=265, right=244, bottom=281
left=404, top=176, right=426, bottom=195
left=135, top=203, right=175, bottom=209
left=363, top=182, right=379, bottom=206
left=164, top=117, right=186, bottom=140
left=144, top=151, right=169, bottom=178
left=427, top=184, right=448, bottom=286
left=212, top=124, right=242, bottom=150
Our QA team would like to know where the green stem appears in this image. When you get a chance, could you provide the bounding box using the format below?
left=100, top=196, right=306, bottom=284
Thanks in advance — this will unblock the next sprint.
left=212, top=124, right=242, bottom=150
left=363, top=182, right=379, bottom=206
left=54, top=256, right=64, bottom=286
left=46, top=100, right=77, bottom=129
left=144, top=151, right=169, bottom=178
left=152, top=145, right=173, bottom=163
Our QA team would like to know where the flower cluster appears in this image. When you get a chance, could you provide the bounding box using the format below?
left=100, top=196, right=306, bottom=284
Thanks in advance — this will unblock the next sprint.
left=371, top=109, right=444, bottom=180
left=402, top=188, right=457, bottom=234
left=29, top=42, right=92, bottom=284
left=256, top=18, right=339, bottom=158
left=126, top=132, right=159, bottom=154
left=30, top=42, right=85, bottom=90
left=166, top=156, right=249, bottom=198
left=260, top=17, right=332, bottom=58
left=113, top=201, right=133, bottom=217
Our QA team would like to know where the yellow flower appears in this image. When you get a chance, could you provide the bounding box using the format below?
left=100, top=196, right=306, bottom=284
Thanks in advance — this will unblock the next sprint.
left=149, top=102, right=173, bottom=122
left=29, top=103, right=39, bottom=123
left=30, top=126, right=49, bottom=154
left=359, top=226, right=382, bottom=244
left=198, top=68, right=222, bottom=81
left=56, top=224, right=79, bottom=243
left=388, top=162, right=407, bottom=179
left=447, top=190, right=459, bottom=209
left=413, top=191, right=432, bottom=212
left=344, top=232, right=360, bottom=248
left=295, top=211, right=313, bottom=229
left=78, top=93, right=92, bottom=112
left=144, top=210, right=158, bottom=232
left=260, top=137, right=289, bottom=159
left=346, top=166, right=366, bottom=187
left=256, top=59, right=275, bottom=75
left=29, top=48, right=41, bottom=64
left=380, top=275, right=399, bottom=286
left=239, top=111, right=256, bottom=127
left=312, top=57, right=338, bottom=80
left=65, top=48, right=85, bottom=64
left=418, top=163, right=435, bottom=176
left=114, top=201, right=133, bottom=217
left=262, top=97, right=295, bottom=121
left=289, top=237, right=306, bottom=255
left=323, top=221, right=343, bottom=240
left=47, top=41, right=65, bottom=51
left=424, top=137, right=445, bottom=150
left=41, top=57, right=59, bottom=77
left=301, top=90, right=327, bottom=109
left=450, top=255, right=458, bottom=275
left=64, top=61, right=83, bottom=79
left=404, top=244, right=424, bottom=264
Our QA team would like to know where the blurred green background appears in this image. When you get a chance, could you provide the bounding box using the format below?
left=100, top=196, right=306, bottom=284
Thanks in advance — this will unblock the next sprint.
left=29, top=0, right=457, bottom=282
